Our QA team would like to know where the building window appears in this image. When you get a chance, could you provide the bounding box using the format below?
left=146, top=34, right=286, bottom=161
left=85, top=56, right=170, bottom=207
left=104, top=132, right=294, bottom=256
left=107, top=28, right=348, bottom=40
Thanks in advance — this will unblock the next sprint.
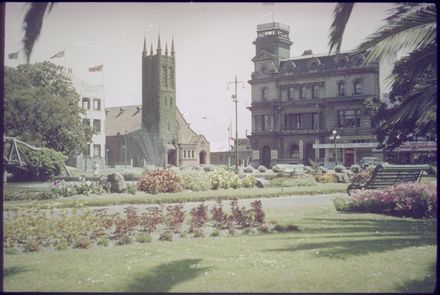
left=300, top=86, right=307, bottom=99
left=262, top=115, right=273, bottom=131
left=338, top=81, right=346, bottom=96
left=93, top=144, right=101, bottom=158
left=290, top=144, right=299, bottom=158
left=184, top=150, right=186, bottom=158
left=312, top=113, right=318, bottom=129
left=262, top=87, right=269, bottom=100
left=93, top=119, right=101, bottom=133
left=82, top=98, right=90, bottom=110
left=192, top=150, right=195, bottom=158
left=170, top=98, right=172, bottom=107
left=354, top=80, right=362, bottom=95
left=296, top=114, right=302, bottom=129
left=337, top=109, right=361, bottom=128
left=84, top=144, right=90, bottom=156
left=312, top=85, right=319, bottom=99
left=93, top=99, right=101, bottom=110
left=82, top=118, right=90, bottom=127
left=283, top=114, right=288, bottom=130
left=288, top=87, right=294, bottom=100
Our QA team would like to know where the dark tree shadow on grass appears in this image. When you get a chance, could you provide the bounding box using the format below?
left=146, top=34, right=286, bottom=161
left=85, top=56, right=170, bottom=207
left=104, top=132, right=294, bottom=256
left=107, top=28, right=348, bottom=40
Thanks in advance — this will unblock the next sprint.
left=3, top=266, right=31, bottom=278
left=126, top=258, right=210, bottom=292
left=265, top=217, right=436, bottom=259
left=396, top=261, right=437, bottom=293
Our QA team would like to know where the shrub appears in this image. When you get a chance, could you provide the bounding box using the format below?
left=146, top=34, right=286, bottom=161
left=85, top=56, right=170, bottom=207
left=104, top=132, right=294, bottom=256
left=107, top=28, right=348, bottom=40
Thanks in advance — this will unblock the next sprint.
left=272, top=165, right=282, bottom=173
left=203, top=165, right=214, bottom=172
left=4, top=190, right=57, bottom=201
left=136, top=234, right=152, bottom=243
left=73, top=238, right=93, bottom=249
left=274, top=224, right=300, bottom=232
left=179, top=170, right=211, bottom=191
left=332, top=196, right=350, bottom=211
left=339, top=182, right=437, bottom=218
left=243, top=166, right=254, bottom=173
left=97, top=237, right=110, bottom=247
left=159, top=230, right=173, bottom=241
left=20, top=147, right=66, bottom=180
left=230, top=198, right=252, bottom=228
left=241, top=175, right=257, bottom=188
left=211, top=228, right=220, bottom=237
left=349, top=170, right=372, bottom=184
left=350, top=164, right=361, bottom=174
left=164, top=204, right=185, bottom=232
left=334, top=165, right=346, bottom=173
left=193, top=228, right=205, bottom=238
left=24, top=240, right=40, bottom=252
left=230, top=174, right=241, bottom=189
left=319, top=166, right=328, bottom=173
left=189, top=203, right=209, bottom=230
left=117, top=235, right=132, bottom=245
left=314, top=173, right=337, bottom=183
left=250, top=200, right=265, bottom=226
left=125, top=183, right=137, bottom=194
left=257, top=165, right=267, bottom=173
left=208, top=168, right=237, bottom=190
left=140, top=207, right=163, bottom=233
left=137, top=169, right=183, bottom=194
left=211, top=200, right=228, bottom=229
left=258, top=224, right=270, bottom=233
left=269, top=174, right=317, bottom=187
left=55, top=239, right=69, bottom=251
left=304, top=166, right=312, bottom=173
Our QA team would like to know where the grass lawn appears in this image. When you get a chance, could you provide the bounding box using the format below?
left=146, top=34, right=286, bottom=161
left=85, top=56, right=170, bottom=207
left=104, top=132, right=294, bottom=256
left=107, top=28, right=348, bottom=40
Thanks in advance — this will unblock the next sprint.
left=3, top=183, right=348, bottom=210
left=3, top=204, right=436, bottom=292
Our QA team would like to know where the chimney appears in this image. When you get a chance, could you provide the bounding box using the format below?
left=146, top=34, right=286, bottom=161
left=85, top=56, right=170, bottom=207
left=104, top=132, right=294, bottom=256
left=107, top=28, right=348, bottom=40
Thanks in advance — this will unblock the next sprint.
left=302, top=49, right=313, bottom=56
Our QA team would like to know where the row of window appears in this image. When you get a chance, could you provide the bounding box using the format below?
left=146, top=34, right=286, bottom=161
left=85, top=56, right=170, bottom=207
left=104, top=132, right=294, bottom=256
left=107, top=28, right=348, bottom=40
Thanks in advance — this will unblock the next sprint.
left=261, top=80, right=363, bottom=101
left=83, top=118, right=102, bottom=133
left=183, top=150, right=195, bottom=159
left=253, top=109, right=361, bottom=131
left=82, top=98, right=101, bottom=111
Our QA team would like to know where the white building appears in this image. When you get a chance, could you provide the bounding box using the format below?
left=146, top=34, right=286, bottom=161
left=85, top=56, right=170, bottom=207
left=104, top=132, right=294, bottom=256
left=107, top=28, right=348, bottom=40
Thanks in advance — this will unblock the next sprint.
left=70, top=76, right=106, bottom=170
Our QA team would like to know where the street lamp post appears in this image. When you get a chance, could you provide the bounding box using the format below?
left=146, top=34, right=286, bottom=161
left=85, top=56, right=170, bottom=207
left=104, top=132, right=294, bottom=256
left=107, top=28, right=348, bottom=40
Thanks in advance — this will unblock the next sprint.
left=227, top=76, right=245, bottom=173
left=331, top=130, right=341, bottom=166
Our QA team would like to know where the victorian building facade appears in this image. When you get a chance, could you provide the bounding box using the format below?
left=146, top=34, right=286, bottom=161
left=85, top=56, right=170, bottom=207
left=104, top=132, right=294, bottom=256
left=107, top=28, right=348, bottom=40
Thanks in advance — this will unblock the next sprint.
left=248, top=22, right=381, bottom=169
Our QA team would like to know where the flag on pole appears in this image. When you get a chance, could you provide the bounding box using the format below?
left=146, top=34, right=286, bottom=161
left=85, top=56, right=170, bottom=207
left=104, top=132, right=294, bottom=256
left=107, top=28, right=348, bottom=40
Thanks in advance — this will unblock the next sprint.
left=89, top=64, right=103, bottom=72
left=50, top=50, right=65, bottom=59
left=8, top=51, right=19, bottom=59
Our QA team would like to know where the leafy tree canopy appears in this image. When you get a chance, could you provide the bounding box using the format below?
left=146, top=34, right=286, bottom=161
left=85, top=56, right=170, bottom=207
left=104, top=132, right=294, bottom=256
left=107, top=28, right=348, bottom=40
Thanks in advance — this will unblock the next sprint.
left=4, top=61, right=94, bottom=155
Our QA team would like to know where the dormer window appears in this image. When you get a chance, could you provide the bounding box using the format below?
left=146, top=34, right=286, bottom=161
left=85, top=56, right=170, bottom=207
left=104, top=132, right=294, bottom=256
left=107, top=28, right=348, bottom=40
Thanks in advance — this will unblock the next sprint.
left=338, top=81, right=346, bottom=96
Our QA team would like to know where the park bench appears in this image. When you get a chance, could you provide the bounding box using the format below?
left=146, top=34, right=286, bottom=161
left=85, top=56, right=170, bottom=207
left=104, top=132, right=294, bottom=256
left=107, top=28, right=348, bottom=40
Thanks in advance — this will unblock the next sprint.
left=347, top=164, right=431, bottom=195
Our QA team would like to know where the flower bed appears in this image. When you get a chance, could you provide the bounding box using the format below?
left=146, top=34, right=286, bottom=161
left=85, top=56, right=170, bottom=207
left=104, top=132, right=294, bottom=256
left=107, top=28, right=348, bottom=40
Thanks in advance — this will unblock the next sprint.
left=3, top=199, right=275, bottom=252
left=333, top=182, right=437, bottom=218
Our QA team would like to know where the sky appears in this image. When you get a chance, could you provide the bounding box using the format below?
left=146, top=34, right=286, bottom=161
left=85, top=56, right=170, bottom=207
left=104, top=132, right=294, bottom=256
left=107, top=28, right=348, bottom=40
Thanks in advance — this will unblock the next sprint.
left=5, top=2, right=396, bottom=151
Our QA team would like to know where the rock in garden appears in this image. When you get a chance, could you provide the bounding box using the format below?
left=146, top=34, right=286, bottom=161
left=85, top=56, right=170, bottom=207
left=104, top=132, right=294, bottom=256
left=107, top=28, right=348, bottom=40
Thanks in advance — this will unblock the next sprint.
left=107, top=172, right=127, bottom=193
left=255, top=178, right=269, bottom=188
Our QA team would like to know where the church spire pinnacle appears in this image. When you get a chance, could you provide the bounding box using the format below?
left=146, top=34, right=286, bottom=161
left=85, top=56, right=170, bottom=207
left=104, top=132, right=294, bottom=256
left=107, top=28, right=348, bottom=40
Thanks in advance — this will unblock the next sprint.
left=157, top=34, right=162, bottom=54
left=171, top=36, right=175, bottom=57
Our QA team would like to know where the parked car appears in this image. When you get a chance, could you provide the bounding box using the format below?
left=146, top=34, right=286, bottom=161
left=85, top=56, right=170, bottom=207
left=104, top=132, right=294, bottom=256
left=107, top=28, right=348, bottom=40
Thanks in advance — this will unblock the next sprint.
left=359, top=157, right=382, bottom=169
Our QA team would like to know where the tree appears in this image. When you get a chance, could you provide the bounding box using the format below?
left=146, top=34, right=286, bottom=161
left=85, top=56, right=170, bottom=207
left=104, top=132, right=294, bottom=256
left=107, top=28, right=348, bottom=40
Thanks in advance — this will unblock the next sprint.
left=4, top=61, right=94, bottom=155
left=329, top=3, right=437, bottom=149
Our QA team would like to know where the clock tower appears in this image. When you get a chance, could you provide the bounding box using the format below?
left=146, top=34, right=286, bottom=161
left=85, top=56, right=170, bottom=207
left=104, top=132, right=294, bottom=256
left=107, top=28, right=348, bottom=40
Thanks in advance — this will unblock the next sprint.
left=142, top=34, right=178, bottom=166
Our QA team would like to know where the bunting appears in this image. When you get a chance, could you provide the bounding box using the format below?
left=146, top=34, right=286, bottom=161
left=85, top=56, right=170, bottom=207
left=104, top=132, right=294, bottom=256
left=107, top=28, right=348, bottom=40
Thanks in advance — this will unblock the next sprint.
left=89, top=64, right=103, bottom=72
left=50, top=50, right=65, bottom=59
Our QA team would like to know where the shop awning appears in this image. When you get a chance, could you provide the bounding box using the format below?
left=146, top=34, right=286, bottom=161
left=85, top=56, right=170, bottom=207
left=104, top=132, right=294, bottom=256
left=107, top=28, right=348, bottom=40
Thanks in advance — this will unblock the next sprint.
left=313, top=142, right=380, bottom=149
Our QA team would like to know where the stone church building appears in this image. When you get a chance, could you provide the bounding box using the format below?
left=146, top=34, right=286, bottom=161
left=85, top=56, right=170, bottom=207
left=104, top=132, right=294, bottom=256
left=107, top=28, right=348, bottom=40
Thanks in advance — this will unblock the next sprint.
left=105, top=35, right=210, bottom=167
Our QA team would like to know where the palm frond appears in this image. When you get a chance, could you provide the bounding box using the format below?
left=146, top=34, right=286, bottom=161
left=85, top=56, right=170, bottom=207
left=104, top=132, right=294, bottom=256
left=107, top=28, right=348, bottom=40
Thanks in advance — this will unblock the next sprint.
left=328, top=3, right=354, bottom=54
left=22, top=2, right=54, bottom=63
left=353, top=3, right=436, bottom=62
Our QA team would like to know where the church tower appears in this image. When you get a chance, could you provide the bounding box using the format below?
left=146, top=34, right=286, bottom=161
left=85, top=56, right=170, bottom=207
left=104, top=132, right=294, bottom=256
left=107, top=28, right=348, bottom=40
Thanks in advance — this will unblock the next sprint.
left=142, top=34, right=178, bottom=166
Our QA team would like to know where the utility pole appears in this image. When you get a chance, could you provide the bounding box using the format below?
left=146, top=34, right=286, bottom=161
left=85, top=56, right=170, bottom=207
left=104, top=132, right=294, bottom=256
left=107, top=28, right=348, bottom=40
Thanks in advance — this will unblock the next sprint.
left=227, top=76, right=245, bottom=173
